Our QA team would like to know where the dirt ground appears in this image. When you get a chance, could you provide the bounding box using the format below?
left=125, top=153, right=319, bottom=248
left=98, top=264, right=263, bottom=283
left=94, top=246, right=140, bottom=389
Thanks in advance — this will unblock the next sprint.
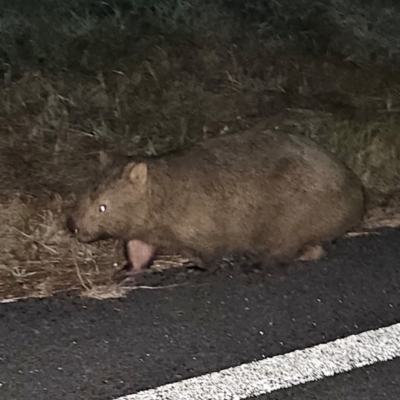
left=1, top=36, right=400, bottom=302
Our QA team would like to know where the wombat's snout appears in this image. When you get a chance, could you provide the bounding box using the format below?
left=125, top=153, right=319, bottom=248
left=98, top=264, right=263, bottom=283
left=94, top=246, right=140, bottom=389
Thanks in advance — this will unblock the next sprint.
left=66, top=216, right=78, bottom=235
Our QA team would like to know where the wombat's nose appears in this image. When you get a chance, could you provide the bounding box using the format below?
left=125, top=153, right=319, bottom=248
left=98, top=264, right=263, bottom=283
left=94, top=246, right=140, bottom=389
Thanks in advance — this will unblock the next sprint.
left=66, top=216, right=78, bottom=235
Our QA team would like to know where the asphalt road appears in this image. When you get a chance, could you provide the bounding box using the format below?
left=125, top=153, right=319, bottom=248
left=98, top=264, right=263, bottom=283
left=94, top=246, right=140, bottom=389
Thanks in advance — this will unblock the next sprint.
left=1, top=227, right=400, bottom=400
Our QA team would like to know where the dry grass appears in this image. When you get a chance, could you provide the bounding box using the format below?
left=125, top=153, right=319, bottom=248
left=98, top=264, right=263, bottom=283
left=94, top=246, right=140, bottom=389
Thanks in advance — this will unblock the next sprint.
left=0, top=191, right=191, bottom=302
left=0, top=193, right=121, bottom=302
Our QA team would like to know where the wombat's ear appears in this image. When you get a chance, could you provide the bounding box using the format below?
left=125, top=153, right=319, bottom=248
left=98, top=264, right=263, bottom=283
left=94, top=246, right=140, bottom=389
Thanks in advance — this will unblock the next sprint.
left=123, top=162, right=148, bottom=185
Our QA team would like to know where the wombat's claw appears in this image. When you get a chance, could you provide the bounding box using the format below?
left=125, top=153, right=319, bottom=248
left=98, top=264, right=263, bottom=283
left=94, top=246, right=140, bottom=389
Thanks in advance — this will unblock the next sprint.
left=184, top=261, right=206, bottom=271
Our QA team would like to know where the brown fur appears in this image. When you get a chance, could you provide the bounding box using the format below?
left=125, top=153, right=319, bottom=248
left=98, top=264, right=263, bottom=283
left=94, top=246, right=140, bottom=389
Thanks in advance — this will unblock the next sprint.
left=67, top=128, right=365, bottom=280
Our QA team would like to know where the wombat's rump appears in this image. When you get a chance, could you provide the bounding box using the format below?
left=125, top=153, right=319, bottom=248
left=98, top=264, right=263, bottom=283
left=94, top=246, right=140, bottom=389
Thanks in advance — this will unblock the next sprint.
left=67, top=128, right=365, bottom=281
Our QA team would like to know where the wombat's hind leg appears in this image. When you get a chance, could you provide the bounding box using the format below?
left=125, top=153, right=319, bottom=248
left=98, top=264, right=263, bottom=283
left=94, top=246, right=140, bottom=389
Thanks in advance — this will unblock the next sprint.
left=297, top=244, right=325, bottom=262
left=112, top=240, right=155, bottom=283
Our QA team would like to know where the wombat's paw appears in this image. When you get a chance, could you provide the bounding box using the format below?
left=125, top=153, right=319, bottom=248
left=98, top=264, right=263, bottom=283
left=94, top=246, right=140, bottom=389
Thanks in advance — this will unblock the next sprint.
left=180, top=252, right=207, bottom=271
left=297, top=244, right=325, bottom=262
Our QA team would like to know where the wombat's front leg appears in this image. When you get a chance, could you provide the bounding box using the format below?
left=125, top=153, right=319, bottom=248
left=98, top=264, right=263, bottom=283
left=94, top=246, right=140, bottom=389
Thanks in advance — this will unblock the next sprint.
left=112, top=240, right=155, bottom=283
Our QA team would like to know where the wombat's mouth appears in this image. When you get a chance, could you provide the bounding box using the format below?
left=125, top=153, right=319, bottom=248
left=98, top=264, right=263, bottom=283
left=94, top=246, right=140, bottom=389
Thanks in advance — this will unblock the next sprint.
left=67, top=217, right=112, bottom=243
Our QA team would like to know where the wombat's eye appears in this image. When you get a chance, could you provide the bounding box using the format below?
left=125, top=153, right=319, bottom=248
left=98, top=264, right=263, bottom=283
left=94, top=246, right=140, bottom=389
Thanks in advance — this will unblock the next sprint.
left=99, top=205, right=107, bottom=213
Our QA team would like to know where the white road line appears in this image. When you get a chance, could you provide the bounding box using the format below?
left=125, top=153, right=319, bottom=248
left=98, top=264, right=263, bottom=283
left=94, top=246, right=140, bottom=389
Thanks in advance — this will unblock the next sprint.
left=114, top=322, right=400, bottom=400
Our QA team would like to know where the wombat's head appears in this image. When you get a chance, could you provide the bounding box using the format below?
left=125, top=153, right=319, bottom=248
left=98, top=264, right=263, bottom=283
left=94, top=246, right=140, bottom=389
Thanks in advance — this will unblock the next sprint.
left=67, top=162, right=149, bottom=243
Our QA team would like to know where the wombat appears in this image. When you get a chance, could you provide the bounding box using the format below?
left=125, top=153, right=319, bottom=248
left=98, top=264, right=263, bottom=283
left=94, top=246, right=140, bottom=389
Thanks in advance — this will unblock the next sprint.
left=67, top=127, right=365, bottom=282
